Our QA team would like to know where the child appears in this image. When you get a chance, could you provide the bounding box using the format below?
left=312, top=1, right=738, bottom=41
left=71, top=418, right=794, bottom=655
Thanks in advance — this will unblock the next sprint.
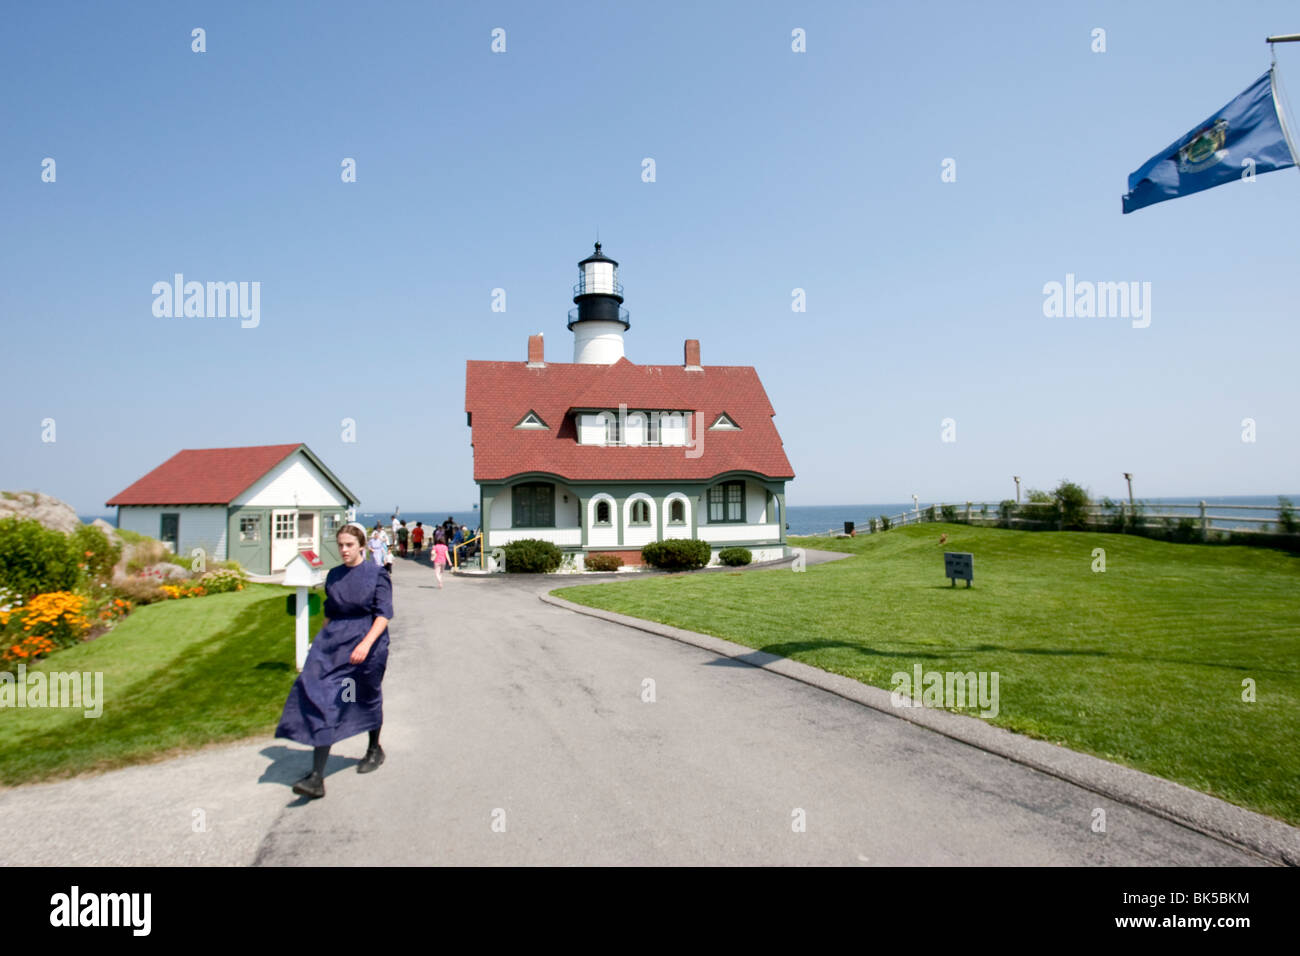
left=411, top=521, right=425, bottom=556
left=432, top=531, right=449, bottom=589
left=397, top=520, right=409, bottom=557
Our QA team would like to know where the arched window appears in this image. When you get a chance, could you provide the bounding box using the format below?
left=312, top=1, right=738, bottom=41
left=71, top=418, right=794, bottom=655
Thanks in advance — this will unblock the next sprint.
left=669, top=499, right=685, bottom=524
left=630, top=500, right=650, bottom=525
left=595, top=500, right=611, bottom=525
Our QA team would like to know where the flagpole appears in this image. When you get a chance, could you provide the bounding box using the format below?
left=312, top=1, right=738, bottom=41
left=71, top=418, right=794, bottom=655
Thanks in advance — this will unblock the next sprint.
left=1267, top=35, right=1300, bottom=166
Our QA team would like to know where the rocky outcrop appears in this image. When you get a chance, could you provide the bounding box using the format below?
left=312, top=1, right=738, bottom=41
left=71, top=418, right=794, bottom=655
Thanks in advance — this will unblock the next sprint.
left=0, top=490, right=84, bottom=534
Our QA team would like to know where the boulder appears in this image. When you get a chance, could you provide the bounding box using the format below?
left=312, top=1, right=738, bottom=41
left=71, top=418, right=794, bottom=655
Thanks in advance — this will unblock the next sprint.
left=90, top=518, right=121, bottom=541
left=0, top=490, right=82, bottom=534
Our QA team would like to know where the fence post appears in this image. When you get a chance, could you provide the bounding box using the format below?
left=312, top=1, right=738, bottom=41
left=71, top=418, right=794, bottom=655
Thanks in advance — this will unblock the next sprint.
left=965, top=501, right=971, bottom=523
left=1200, top=500, right=1208, bottom=542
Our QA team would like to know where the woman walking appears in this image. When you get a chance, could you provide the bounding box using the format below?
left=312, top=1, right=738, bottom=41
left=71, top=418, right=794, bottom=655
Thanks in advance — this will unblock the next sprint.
left=276, top=522, right=393, bottom=799
left=368, top=525, right=389, bottom=567
left=431, top=530, right=450, bottom=589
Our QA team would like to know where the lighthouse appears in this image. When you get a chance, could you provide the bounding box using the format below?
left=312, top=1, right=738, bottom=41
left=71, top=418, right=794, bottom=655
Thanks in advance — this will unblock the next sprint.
left=568, top=242, right=630, bottom=364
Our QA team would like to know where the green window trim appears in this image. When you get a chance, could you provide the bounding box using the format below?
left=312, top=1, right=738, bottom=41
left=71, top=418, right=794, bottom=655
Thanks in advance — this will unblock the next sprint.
left=629, top=500, right=651, bottom=526
left=708, top=481, right=746, bottom=523
left=668, top=499, right=686, bottom=524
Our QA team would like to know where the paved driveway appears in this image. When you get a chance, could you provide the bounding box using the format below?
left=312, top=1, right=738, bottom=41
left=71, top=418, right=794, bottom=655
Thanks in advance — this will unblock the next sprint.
left=0, top=553, right=1272, bottom=865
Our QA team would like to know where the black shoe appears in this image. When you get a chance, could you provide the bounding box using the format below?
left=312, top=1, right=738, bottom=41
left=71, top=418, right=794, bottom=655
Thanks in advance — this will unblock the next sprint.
left=357, top=745, right=385, bottom=774
left=292, top=770, right=325, bottom=799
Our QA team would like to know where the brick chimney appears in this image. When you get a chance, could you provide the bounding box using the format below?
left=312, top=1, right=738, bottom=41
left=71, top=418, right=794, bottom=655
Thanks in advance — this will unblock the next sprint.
left=527, top=333, right=545, bottom=367
left=684, top=338, right=702, bottom=370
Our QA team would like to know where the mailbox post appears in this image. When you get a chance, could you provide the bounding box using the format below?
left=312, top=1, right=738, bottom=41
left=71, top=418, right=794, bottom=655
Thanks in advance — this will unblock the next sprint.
left=283, top=551, right=324, bottom=670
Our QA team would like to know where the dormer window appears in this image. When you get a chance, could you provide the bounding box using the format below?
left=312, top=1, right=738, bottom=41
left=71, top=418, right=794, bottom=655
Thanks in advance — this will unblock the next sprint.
left=710, top=412, right=740, bottom=430
left=604, top=415, right=621, bottom=445
left=515, top=411, right=548, bottom=429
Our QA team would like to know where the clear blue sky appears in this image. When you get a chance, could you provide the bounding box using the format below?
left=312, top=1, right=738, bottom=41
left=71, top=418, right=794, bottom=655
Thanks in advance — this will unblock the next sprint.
left=3, top=0, right=1298, bottom=514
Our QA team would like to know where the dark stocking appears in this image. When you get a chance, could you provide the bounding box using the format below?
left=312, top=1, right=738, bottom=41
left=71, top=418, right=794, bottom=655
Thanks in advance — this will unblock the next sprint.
left=312, top=745, right=330, bottom=776
left=368, top=728, right=381, bottom=750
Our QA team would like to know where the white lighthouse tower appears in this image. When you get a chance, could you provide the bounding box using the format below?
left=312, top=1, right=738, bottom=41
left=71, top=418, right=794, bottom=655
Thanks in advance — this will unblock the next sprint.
left=568, top=242, right=630, bottom=364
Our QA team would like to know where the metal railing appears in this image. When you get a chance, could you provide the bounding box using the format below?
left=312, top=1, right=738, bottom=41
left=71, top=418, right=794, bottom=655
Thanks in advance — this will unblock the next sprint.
left=804, top=501, right=1296, bottom=541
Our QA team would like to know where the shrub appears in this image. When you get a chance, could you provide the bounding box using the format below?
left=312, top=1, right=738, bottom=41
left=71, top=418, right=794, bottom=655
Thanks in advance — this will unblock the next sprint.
left=941, top=504, right=958, bottom=522
left=70, top=524, right=121, bottom=582
left=0, top=517, right=78, bottom=598
left=584, top=552, right=624, bottom=573
left=502, top=538, right=562, bottom=573
left=924, top=505, right=937, bottom=522
left=717, top=547, right=752, bottom=566
left=878, top=514, right=892, bottom=531
left=641, top=539, right=712, bottom=571
left=200, top=568, right=247, bottom=593
left=1278, top=496, right=1298, bottom=535
left=998, top=500, right=1016, bottom=528
left=1051, top=480, right=1092, bottom=530
left=112, top=576, right=167, bottom=605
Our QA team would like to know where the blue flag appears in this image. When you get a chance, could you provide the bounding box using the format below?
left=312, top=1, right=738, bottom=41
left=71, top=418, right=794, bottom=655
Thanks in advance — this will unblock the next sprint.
left=1123, top=69, right=1297, bottom=214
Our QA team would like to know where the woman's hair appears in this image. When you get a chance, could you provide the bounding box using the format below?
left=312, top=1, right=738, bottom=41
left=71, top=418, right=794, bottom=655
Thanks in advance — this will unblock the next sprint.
left=337, top=523, right=368, bottom=548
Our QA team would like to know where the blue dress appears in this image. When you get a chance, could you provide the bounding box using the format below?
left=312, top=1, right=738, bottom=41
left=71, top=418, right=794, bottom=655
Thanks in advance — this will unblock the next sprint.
left=275, top=559, right=394, bottom=747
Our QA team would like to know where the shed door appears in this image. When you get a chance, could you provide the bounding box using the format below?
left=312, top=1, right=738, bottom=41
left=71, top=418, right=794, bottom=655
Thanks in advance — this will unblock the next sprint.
left=271, top=509, right=298, bottom=571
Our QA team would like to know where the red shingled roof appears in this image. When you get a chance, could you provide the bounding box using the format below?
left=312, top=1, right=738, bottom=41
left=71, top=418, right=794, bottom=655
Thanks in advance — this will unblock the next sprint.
left=465, top=357, right=794, bottom=482
left=106, top=443, right=305, bottom=506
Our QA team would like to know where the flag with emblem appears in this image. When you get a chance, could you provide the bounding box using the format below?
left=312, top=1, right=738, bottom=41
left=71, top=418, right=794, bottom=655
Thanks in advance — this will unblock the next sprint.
left=1122, top=69, right=1297, bottom=214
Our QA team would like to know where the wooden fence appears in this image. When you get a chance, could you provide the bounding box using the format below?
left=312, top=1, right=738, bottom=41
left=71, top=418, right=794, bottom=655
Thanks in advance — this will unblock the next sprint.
left=814, top=501, right=1296, bottom=542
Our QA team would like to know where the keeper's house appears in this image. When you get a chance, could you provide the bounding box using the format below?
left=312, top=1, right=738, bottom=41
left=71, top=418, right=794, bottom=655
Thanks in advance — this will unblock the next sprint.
left=465, top=243, right=795, bottom=569
left=105, top=443, right=360, bottom=574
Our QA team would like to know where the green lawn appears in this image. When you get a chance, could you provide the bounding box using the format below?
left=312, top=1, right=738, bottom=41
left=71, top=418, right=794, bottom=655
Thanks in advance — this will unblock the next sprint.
left=0, top=584, right=321, bottom=785
left=553, top=524, right=1300, bottom=825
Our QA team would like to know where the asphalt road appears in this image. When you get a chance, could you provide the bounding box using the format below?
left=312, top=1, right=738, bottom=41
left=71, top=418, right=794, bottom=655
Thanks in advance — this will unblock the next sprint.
left=0, top=552, right=1271, bottom=865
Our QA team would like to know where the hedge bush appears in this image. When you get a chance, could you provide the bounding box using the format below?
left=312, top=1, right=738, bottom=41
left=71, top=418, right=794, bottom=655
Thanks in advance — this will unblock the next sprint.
left=0, top=517, right=121, bottom=599
left=502, top=538, right=563, bottom=573
left=641, top=538, right=711, bottom=571
left=717, top=547, right=752, bottom=566
left=584, top=552, right=624, bottom=572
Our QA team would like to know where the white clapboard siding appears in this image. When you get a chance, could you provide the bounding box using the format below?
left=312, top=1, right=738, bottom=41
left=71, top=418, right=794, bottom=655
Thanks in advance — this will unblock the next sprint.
left=117, top=505, right=229, bottom=561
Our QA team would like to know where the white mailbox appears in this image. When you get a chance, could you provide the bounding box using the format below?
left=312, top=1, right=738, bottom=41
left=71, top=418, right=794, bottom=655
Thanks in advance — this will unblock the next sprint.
left=283, top=552, right=324, bottom=669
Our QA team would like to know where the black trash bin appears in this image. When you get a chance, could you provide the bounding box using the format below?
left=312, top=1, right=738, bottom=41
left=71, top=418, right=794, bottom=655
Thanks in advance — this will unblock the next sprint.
left=844, top=521, right=855, bottom=535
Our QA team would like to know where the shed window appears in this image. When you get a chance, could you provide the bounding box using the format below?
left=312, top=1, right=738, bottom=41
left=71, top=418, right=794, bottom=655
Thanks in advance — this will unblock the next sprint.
left=240, top=516, right=261, bottom=542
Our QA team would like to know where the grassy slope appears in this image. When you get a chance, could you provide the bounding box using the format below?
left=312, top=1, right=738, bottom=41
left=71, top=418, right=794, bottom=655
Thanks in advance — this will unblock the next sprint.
left=554, top=523, right=1300, bottom=825
left=0, top=584, right=321, bottom=785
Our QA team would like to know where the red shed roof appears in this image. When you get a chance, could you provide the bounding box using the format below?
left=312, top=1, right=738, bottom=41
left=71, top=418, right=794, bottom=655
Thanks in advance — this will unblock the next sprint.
left=465, top=357, right=794, bottom=483
left=105, top=443, right=357, bottom=506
